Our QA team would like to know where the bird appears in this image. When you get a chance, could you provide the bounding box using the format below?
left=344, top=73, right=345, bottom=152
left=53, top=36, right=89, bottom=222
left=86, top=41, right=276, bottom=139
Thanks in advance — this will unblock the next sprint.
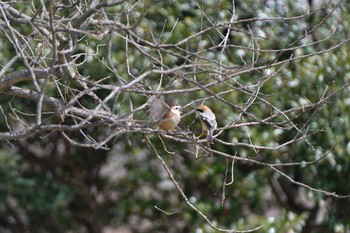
left=195, top=105, right=217, bottom=143
left=158, top=105, right=181, bottom=131
left=144, top=97, right=181, bottom=140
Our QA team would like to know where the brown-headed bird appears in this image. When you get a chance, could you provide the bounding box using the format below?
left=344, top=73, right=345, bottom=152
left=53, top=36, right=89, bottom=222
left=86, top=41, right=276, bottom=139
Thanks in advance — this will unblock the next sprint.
left=158, top=105, right=181, bottom=131
left=195, top=105, right=217, bottom=143
left=145, top=97, right=181, bottom=139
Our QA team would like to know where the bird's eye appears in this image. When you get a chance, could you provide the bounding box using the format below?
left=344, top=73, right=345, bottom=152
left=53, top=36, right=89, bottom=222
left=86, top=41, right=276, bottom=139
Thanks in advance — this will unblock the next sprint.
left=196, top=108, right=203, bottom=113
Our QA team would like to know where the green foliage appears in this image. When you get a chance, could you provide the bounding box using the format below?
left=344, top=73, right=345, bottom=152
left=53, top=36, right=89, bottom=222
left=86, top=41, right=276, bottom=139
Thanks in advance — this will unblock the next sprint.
left=0, top=146, right=74, bottom=232
left=1, top=0, right=350, bottom=232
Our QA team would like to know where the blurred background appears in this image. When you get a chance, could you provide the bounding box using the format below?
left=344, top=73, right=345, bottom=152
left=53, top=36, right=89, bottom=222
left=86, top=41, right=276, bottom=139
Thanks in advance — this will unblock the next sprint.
left=0, top=0, right=350, bottom=232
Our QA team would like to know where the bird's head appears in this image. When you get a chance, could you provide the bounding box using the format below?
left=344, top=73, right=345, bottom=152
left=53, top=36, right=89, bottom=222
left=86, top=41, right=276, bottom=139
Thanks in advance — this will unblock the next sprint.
left=195, top=105, right=211, bottom=114
left=170, top=105, right=181, bottom=114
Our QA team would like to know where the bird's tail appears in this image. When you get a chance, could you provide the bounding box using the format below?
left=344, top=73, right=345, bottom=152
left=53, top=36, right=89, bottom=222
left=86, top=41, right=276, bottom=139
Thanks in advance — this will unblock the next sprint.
left=206, top=129, right=214, bottom=144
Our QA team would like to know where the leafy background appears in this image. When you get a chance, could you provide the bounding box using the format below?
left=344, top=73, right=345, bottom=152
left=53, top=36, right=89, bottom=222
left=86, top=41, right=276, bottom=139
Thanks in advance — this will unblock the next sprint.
left=1, top=0, right=350, bottom=233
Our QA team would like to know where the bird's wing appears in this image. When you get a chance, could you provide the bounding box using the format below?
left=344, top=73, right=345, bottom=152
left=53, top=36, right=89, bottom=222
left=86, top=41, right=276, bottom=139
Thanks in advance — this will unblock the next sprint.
left=147, top=97, right=170, bottom=122
left=200, top=115, right=216, bottom=129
